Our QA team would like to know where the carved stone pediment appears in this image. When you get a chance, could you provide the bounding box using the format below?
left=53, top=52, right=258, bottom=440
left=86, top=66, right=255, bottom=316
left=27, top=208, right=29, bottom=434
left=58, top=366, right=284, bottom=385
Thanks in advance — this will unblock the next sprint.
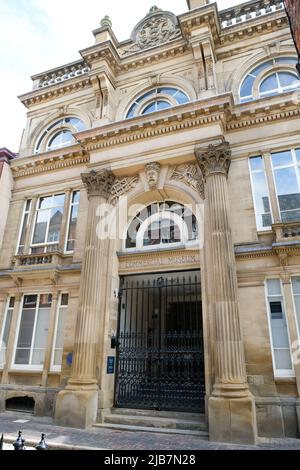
left=122, top=7, right=182, bottom=56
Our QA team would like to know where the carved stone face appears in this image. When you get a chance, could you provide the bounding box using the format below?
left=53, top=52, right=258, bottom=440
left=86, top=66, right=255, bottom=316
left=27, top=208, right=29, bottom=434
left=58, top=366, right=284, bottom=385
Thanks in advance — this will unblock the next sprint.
left=146, top=162, right=161, bottom=190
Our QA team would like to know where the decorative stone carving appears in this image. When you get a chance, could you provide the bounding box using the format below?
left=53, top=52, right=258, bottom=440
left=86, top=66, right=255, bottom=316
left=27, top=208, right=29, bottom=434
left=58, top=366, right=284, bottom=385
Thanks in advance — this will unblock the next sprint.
left=109, top=176, right=139, bottom=205
left=81, top=169, right=115, bottom=200
left=145, top=162, right=161, bottom=190
left=195, top=142, right=231, bottom=181
left=122, top=9, right=181, bottom=55
left=170, top=163, right=205, bottom=199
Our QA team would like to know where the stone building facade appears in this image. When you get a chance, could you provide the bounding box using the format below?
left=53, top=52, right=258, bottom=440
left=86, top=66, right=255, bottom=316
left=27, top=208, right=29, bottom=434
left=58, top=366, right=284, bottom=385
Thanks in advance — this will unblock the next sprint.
left=0, top=0, right=300, bottom=444
left=0, top=149, right=15, bottom=251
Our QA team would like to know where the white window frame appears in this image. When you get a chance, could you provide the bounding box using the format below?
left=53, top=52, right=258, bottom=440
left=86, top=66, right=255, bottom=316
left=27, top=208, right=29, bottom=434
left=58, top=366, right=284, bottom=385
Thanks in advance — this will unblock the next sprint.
left=0, top=297, right=14, bottom=369
left=265, top=278, right=295, bottom=378
left=12, top=293, right=51, bottom=371
left=259, top=71, right=299, bottom=98
left=64, top=191, right=80, bottom=254
left=291, top=277, right=300, bottom=343
left=270, top=148, right=300, bottom=222
left=30, top=194, right=65, bottom=254
left=248, top=156, right=273, bottom=231
left=16, top=199, right=32, bottom=255
left=50, top=293, right=68, bottom=372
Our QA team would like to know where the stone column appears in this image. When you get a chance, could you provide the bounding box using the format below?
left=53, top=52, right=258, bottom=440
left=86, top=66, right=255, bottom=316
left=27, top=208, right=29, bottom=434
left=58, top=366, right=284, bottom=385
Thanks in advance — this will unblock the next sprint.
left=55, top=169, right=115, bottom=428
left=195, top=141, right=257, bottom=444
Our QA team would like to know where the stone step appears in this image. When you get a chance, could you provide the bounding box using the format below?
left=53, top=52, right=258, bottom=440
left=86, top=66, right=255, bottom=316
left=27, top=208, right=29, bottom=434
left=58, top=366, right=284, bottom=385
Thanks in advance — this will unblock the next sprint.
left=94, top=422, right=209, bottom=438
left=103, top=412, right=208, bottom=432
left=111, top=408, right=204, bottom=421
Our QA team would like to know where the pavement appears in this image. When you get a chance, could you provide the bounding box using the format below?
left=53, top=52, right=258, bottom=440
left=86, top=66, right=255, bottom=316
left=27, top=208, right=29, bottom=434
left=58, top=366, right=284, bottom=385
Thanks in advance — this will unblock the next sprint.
left=1, top=411, right=300, bottom=450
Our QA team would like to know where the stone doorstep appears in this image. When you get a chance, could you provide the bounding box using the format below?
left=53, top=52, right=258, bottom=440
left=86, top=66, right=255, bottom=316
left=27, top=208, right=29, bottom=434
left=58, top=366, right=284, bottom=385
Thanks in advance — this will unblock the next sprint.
left=94, top=422, right=209, bottom=439
left=3, top=435, right=105, bottom=451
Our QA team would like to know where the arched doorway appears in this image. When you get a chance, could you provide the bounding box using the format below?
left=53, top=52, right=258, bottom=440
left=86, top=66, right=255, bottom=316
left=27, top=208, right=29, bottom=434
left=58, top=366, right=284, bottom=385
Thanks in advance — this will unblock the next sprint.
left=114, top=201, right=205, bottom=412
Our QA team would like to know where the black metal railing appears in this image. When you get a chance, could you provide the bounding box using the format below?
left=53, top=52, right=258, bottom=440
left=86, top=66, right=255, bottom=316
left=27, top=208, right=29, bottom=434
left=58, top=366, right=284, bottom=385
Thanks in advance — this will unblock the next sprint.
left=0, top=431, right=48, bottom=451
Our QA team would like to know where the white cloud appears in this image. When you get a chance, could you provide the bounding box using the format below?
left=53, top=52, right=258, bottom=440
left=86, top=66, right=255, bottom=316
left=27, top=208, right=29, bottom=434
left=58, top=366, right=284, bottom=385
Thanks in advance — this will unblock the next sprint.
left=0, top=0, right=241, bottom=152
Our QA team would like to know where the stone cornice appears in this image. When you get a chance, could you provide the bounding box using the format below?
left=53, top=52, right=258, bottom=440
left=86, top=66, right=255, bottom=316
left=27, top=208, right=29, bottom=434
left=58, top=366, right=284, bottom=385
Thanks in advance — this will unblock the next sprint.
left=19, top=75, right=92, bottom=109
left=11, top=149, right=89, bottom=179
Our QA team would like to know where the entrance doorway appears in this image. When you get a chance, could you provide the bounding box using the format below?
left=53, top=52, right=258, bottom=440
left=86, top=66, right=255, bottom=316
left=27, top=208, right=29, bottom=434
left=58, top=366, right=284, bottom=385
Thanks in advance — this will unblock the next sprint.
left=115, top=270, right=205, bottom=412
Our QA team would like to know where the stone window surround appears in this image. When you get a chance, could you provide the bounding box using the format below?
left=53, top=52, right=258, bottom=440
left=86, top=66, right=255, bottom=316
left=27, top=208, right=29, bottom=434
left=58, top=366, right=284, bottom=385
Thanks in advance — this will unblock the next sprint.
left=16, top=190, right=80, bottom=257
left=249, top=147, right=300, bottom=232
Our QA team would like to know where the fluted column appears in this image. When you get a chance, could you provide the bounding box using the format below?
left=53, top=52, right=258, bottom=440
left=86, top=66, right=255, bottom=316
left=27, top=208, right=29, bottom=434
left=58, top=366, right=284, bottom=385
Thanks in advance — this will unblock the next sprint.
left=195, top=141, right=257, bottom=444
left=55, top=169, right=115, bottom=428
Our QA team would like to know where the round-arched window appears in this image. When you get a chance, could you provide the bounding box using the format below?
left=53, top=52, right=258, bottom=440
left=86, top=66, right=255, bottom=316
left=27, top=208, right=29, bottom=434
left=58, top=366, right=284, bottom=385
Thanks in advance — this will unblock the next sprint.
left=126, top=201, right=198, bottom=250
left=126, top=87, right=190, bottom=119
left=239, top=57, right=300, bottom=103
left=34, top=117, right=86, bottom=154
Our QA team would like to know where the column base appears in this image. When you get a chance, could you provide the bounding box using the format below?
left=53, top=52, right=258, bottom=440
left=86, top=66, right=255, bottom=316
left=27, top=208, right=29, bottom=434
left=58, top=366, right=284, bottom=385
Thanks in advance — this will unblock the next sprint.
left=208, top=395, right=257, bottom=445
left=55, top=388, right=98, bottom=429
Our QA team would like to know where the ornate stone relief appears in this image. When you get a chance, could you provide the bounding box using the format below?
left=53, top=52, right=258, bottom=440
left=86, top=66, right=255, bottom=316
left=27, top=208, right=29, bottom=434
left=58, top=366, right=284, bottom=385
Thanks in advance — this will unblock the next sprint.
left=121, top=7, right=182, bottom=56
left=109, top=176, right=139, bottom=205
left=81, top=169, right=116, bottom=200
left=195, top=142, right=231, bottom=181
left=145, top=162, right=161, bottom=190
left=170, top=163, right=205, bottom=200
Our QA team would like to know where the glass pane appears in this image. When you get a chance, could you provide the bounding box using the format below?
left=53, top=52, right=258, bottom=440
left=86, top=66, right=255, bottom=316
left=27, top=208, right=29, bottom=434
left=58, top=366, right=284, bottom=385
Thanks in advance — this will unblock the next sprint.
left=39, top=196, right=52, bottom=210
left=55, top=308, right=66, bottom=350
left=19, top=213, right=29, bottom=248
left=48, top=130, right=73, bottom=150
left=157, top=101, right=171, bottom=111
left=53, top=349, right=63, bottom=366
left=53, top=194, right=65, bottom=207
left=161, top=219, right=181, bottom=243
left=271, top=150, right=293, bottom=167
left=25, top=200, right=32, bottom=212
left=143, top=102, right=156, bottom=114
left=296, top=149, right=300, bottom=163
left=39, top=294, right=52, bottom=308
left=23, top=295, right=37, bottom=308
left=34, top=310, right=50, bottom=349
left=275, top=57, right=297, bottom=65
left=274, top=349, right=292, bottom=370
left=32, top=210, right=49, bottom=244
left=144, top=221, right=160, bottom=246
left=2, top=310, right=12, bottom=348
left=31, top=349, right=46, bottom=366
left=267, top=279, right=282, bottom=296
left=292, top=277, right=300, bottom=295
left=15, top=348, right=30, bottom=365
left=274, top=168, right=299, bottom=209
left=61, top=294, right=69, bottom=306
left=240, top=75, right=255, bottom=98
left=292, top=293, right=300, bottom=330
left=174, top=91, right=189, bottom=104
left=281, top=210, right=300, bottom=222
left=278, top=72, right=298, bottom=88
left=66, top=118, right=86, bottom=132
left=250, top=156, right=263, bottom=171
left=47, top=207, right=63, bottom=243
left=252, top=173, right=271, bottom=212
left=72, top=191, right=80, bottom=204
left=67, top=204, right=78, bottom=250
left=16, top=309, right=35, bottom=348
left=260, top=73, right=278, bottom=93
left=251, top=60, right=273, bottom=77
left=9, top=297, right=15, bottom=309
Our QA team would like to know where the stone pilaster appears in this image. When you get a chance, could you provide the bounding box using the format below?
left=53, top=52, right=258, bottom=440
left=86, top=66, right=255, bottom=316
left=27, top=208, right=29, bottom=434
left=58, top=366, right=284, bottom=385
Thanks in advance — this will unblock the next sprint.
left=55, top=169, right=115, bottom=428
left=195, top=141, right=257, bottom=444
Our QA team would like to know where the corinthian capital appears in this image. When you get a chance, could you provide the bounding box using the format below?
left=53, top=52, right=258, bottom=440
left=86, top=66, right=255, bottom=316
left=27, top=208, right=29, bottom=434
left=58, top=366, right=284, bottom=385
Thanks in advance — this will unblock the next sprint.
left=195, top=142, right=231, bottom=181
left=81, top=169, right=116, bottom=199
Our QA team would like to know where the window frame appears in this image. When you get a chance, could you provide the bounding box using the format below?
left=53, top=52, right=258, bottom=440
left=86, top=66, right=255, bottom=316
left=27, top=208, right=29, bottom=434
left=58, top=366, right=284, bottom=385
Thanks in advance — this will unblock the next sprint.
left=248, top=156, right=273, bottom=231
left=125, top=87, right=190, bottom=119
left=291, top=276, right=300, bottom=344
left=0, top=297, right=14, bottom=369
left=30, top=193, right=66, bottom=254
left=50, top=293, right=68, bottom=372
left=259, top=71, right=300, bottom=98
left=270, top=148, right=300, bottom=223
left=265, top=278, right=295, bottom=378
left=64, top=191, right=80, bottom=254
left=16, top=199, right=32, bottom=255
left=34, top=117, right=86, bottom=154
left=12, top=293, right=52, bottom=371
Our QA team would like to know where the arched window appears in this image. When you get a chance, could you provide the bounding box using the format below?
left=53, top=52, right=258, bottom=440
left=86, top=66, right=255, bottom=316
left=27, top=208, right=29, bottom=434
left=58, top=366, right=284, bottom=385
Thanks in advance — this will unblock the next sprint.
left=34, top=117, right=86, bottom=154
left=126, top=87, right=190, bottom=119
left=126, top=201, right=198, bottom=250
left=239, top=57, right=300, bottom=103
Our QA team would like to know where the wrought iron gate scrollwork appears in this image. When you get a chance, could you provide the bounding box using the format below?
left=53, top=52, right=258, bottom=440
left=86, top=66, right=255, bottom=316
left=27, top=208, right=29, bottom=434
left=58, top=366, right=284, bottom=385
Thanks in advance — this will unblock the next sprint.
left=115, top=271, right=205, bottom=412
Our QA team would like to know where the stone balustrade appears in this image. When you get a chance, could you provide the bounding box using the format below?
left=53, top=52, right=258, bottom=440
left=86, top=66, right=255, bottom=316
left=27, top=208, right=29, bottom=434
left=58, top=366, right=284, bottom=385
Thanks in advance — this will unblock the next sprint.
left=219, top=0, right=284, bottom=28
left=33, top=61, right=90, bottom=89
left=12, top=252, right=68, bottom=268
left=272, top=222, right=300, bottom=243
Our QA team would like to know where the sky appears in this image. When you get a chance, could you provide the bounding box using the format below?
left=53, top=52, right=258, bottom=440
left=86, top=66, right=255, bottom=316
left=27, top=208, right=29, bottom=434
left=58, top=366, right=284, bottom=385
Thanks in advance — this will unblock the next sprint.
left=0, top=0, right=241, bottom=152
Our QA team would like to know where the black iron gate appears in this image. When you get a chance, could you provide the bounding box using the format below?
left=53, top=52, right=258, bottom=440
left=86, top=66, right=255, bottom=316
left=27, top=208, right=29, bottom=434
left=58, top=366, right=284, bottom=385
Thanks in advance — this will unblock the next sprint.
left=115, top=271, right=205, bottom=412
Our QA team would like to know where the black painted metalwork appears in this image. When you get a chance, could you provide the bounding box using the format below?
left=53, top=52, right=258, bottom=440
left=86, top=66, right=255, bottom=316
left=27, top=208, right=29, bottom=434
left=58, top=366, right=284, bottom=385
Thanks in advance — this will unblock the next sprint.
left=115, top=271, right=205, bottom=412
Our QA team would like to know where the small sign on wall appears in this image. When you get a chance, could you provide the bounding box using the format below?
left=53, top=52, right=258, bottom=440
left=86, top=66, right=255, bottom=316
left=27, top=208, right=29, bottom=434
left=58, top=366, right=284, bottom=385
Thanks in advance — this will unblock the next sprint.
left=107, top=356, right=115, bottom=374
